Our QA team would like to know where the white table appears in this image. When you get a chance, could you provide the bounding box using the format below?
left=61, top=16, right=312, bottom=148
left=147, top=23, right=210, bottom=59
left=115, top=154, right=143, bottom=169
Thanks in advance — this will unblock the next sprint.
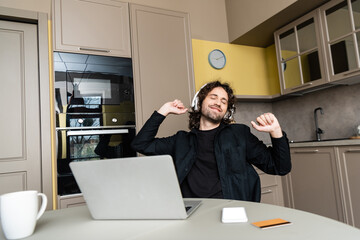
left=1, top=199, right=360, bottom=240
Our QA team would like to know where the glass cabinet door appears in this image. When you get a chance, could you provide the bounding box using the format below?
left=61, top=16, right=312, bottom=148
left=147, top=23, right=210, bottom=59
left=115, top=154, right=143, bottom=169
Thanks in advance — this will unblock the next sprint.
left=322, top=0, right=360, bottom=79
left=275, top=10, right=326, bottom=94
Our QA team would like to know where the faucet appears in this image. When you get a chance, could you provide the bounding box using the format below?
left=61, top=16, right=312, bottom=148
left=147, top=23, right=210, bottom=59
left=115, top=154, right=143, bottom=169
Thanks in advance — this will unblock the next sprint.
left=314, top=107, right=324, bottom=141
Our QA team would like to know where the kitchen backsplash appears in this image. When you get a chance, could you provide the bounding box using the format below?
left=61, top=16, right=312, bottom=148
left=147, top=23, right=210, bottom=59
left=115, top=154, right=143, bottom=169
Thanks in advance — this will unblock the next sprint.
left=233, top=83, right=360, bottom=144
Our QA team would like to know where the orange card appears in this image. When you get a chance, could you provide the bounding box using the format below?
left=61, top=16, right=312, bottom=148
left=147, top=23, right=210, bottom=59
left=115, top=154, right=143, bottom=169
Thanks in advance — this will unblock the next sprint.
left=252, top=218, right=292, bottom=229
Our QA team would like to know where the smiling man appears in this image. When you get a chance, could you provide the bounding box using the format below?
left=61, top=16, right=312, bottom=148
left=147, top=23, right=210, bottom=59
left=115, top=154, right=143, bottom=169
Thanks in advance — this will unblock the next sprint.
left=131, top=81, right=291, bottom=202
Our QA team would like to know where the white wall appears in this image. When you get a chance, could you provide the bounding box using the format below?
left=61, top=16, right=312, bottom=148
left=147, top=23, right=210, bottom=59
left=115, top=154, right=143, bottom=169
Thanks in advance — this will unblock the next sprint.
left=225, top=0, right=297, bottom=42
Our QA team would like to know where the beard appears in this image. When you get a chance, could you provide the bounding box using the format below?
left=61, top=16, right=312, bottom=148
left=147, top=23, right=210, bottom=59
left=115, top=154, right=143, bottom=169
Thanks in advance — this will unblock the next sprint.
left=201, top=105, right=225, bottom=124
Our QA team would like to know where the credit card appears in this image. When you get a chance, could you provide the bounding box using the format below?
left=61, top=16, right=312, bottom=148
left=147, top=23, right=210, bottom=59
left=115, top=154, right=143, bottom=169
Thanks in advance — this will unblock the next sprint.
left=252, top=218, right=292, bottom=229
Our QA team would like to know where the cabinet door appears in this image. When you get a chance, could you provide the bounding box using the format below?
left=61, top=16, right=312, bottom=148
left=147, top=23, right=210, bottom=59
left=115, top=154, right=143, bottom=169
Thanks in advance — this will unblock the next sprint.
left=0, top=21, right=42, bottom=194
left=320, top=0, right=360, bottom=82
left=257, top=168, right=285, bottom=206
left=274, top=10, right=328, bottom=95
left=53, top=0, right=131, bottom=57
left=284, top=147, right=344, bottom=221
left=58, top=194, right=86, bottom=209
left=337, top=146, right=360, bottom=228
left=130, top=4, right=195, bottom=137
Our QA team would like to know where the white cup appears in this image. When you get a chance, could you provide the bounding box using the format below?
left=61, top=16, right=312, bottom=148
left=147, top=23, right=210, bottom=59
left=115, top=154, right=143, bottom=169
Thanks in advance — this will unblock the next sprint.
left=0, top=190, right=47, bottom=239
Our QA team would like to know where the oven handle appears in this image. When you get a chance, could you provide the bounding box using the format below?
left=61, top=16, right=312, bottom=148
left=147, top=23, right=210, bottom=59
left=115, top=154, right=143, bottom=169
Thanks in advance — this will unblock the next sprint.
left=67, top=129, right=129, bottom=136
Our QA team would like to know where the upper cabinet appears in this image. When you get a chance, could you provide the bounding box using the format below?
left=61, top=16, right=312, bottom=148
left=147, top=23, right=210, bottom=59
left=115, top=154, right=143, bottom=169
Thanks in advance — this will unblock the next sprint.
left=320, top=0, right=360, bottom=82
left=275, top=0, right=360, bottom=95
left=130, top=4, right=195, bottom=136
left=274, top=10, right=328, bottom=95
left=53, top=0, right=131, bottom=57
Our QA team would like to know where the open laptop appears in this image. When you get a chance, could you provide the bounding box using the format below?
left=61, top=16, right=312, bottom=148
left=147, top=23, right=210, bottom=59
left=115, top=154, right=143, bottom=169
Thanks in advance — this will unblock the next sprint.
left=69, top=155, right=201, bottom=220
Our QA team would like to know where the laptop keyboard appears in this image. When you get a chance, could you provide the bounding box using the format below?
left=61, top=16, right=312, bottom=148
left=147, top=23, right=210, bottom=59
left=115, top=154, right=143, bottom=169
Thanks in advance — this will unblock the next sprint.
left=185, top=206, right=192, bottom=212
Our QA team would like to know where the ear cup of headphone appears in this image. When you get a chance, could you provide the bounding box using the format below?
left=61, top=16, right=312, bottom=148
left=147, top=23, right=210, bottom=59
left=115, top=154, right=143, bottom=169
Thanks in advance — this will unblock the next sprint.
left=224, top=107, right=234, bottom=120
left=191, top=93, right=200, bottom=111
left=191, top=83, right=208, bottom=111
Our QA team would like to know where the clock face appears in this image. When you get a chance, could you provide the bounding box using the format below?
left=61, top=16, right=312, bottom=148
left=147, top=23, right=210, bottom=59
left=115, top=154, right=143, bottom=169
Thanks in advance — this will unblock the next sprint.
left=208, top=49, right=226, bottom=69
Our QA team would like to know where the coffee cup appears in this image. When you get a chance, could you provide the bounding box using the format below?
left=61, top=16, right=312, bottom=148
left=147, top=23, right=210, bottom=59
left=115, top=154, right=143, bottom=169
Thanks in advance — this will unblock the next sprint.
left=0, top=190, right=47, bottom=239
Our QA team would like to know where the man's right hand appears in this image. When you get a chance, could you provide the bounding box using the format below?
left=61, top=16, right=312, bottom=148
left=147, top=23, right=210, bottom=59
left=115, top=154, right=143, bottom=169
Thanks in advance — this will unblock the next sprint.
left=157, top=99, right=188, bottom=117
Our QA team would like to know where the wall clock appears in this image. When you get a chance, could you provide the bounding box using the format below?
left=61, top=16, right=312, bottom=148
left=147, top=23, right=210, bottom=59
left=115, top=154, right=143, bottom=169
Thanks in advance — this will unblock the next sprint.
left=208, top=49, right=226, bottom=69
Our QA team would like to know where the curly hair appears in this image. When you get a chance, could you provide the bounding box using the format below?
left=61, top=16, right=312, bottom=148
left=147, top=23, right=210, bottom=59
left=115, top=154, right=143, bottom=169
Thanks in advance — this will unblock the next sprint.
left=189, top=81, right=236, bottom=129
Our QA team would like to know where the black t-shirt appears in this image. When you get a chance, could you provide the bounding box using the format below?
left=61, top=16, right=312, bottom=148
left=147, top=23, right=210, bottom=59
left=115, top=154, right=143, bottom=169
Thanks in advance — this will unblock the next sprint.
left=180, top=126, right=223, bottom=198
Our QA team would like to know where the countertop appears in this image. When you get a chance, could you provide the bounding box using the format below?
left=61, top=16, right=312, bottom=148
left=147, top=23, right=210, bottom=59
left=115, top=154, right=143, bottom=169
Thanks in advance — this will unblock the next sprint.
left=289, top=138, right=360, bottom=147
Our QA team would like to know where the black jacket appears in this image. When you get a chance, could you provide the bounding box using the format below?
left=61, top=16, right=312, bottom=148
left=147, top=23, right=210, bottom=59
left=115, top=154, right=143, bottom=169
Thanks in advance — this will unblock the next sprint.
left=131, top=111, right=291, bottom=202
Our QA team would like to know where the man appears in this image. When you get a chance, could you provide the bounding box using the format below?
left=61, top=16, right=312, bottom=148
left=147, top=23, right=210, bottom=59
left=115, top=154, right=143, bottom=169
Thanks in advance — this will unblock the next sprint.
left=131, top=81, right=291, bottom=202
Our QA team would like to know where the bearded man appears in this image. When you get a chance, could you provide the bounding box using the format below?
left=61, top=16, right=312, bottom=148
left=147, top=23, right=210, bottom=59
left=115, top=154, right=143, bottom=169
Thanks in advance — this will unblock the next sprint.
left=131, top=81, right=291, bottom=202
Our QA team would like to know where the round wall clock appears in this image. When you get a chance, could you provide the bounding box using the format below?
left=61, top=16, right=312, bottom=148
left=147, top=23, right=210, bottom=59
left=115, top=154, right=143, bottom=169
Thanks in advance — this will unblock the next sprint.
left=208, top=49, right=226, bottom=69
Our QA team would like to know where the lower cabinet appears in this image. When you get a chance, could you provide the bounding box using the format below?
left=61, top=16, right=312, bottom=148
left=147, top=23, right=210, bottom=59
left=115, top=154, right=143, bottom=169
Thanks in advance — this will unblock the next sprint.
left=257, top=168, right=285, bottom=206
left=285, top=145, right=360, bottom=228
left=58, top=194, right=85, bottom=209
left=338, top=146, right=360, bottom=228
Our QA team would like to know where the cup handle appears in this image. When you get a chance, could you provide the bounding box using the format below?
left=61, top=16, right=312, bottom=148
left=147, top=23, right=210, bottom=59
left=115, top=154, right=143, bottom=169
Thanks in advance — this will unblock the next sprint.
left=36, top=193, right=48, bottom=220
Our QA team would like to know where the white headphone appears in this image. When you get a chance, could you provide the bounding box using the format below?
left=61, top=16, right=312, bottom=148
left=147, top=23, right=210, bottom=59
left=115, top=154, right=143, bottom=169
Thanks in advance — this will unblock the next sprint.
left=191, top=83, right=208, bottom=111
left=191, top=83, right=234, bottom=120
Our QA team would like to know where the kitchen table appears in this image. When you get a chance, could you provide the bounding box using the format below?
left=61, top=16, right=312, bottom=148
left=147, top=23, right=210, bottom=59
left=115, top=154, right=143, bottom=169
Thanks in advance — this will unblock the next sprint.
left=1, top=198, right=360, bottom=240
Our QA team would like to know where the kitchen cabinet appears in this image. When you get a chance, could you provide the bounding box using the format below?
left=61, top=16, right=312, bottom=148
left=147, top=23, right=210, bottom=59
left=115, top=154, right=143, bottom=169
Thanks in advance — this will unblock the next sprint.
left=274, top=10, right=328, bottom=95
left=53, top=3, right=195, bottom=208
left=337, top=146, right=360, bottom=228
left=53, top=0, right=131, bottom=57
left=320, top=0, right=360, bottom=83
left=257, top=168, right=285, bottom=206
left=0, top=9, right=53, bottom=210
left=283, top=147, right=345, bottom=222
left=130, top=4, right=195, bottom=137
left=274, top=0, right=360, bottom=96
left=58, top=194, right=85, bottom=209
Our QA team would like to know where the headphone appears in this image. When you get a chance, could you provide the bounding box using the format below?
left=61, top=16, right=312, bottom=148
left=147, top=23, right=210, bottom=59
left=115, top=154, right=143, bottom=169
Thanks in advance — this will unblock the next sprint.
left=191, top=83, right=207, bottom=111
left=191, top=83, right=234, bottom=121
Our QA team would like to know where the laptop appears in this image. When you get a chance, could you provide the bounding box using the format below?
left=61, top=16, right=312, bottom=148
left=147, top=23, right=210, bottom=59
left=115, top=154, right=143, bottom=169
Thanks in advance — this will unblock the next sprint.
left=69, top=155, right=201, bottom=220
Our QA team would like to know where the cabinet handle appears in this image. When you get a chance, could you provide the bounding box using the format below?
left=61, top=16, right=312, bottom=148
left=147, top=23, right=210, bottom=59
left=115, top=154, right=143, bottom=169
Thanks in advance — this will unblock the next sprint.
left=79, top=47, right=110, bottom=53
left=345, top=149, right=360, bottom=153
left=67, top=129, right=128, bottom=136
left=294, top=149, right=319, bottom=153
left=261, top=189, right=273, bottom=195
left=290, top=82, right=313, bottom=91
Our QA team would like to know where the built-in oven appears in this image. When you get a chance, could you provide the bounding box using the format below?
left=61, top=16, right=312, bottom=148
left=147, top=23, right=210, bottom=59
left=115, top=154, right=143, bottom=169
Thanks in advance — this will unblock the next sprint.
left=56, top=125, right=136, bottom=195
left=54, top=52, right=136, bottom=198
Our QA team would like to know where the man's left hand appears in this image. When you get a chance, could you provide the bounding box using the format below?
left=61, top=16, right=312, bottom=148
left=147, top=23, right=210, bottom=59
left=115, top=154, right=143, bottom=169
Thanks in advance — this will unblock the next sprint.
left=251, top=113, right=283, bottom=138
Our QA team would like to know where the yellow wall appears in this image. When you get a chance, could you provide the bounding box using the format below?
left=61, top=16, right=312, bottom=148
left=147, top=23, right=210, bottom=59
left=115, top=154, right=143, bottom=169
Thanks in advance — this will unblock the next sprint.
left=192, top=39, right=280, bottom=96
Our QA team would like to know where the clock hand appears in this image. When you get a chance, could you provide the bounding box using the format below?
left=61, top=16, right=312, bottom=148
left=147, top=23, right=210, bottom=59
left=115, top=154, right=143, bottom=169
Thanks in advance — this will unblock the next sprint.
left=215, top=56, right=224, bottom=60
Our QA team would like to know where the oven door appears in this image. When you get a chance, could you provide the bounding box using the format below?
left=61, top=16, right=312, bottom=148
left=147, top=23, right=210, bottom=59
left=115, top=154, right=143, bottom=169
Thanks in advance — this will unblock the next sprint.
left=57, top=127, right=136, bottom=196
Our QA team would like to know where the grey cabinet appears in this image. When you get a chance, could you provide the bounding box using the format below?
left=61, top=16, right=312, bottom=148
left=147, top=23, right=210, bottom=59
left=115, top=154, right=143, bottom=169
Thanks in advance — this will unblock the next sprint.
left=53, top=0, right=131, bottom=57
left=0, top=20, right=42, bottom=195
left=130, top=4, right=195, bottom=136
left=58, top=194, right=85, bottom=209
left=274, top=10, right=328, bottom=95
left=274, top=0, right=360, bottom=96
left=54, top=4, right=195, bottom=208
left=0, top=8, right=53, bottom=209
left=320, top=0, right=360, bottom=83
left=284, top=147, right=345, bottom=222
left=337, top=146, right=360, bottom=228
left=257, top=168, right=285, bottom=206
